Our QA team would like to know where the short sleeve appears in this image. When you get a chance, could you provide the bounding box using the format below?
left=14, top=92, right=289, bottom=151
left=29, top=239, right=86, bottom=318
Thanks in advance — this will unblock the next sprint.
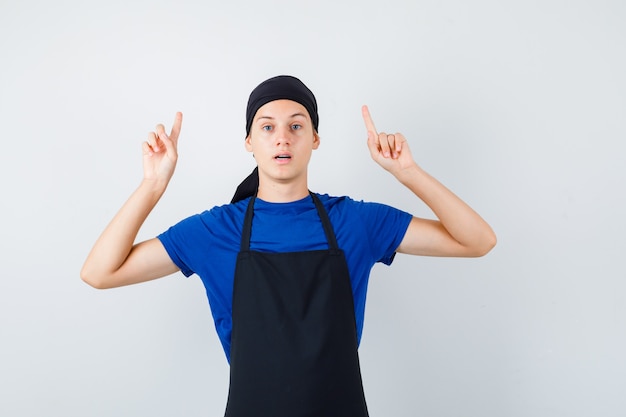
left=157, top=215, right=205, bottom=277
left=351, top=199, right=413, bottom=265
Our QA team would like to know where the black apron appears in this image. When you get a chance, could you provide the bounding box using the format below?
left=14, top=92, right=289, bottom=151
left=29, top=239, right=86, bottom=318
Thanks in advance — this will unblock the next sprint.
left=224, top=193, right=369, bottom=417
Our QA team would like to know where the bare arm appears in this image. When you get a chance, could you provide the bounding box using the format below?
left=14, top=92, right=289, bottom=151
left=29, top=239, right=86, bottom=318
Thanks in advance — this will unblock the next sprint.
left=362, top=105, right=496, bottom=257
left=80, top=113, right=183, bottom=289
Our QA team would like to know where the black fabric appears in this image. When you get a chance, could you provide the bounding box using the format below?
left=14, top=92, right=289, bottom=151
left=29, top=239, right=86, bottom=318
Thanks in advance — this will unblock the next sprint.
left=230, top=167, right=258, bottom=204
left=224, top=193, right=369, bottom=417
left=245, top=75, right=319, bottom=136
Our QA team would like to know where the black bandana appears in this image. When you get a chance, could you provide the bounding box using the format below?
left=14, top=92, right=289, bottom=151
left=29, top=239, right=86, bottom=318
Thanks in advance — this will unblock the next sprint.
left=245, top=75, right=319, bottom=136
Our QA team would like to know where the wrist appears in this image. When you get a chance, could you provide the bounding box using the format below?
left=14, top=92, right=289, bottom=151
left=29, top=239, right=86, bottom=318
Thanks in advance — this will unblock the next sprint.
left=394, top=163, right=424, bottom=186
left=139, top=177, right=169, bottom=196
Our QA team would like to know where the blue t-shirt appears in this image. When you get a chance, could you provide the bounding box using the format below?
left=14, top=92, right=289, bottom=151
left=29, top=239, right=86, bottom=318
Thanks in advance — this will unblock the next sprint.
left=158, top=193, right=412, bottom=362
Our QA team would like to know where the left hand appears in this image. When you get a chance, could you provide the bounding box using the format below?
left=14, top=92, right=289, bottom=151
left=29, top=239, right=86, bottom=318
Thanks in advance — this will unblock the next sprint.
left=362, top=105, right=416, bottom=176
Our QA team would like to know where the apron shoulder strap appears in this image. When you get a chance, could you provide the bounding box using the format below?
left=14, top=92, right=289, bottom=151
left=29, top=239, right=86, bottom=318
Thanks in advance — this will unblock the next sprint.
left=240, top=193, right=340, bottom=252
left=309, top=192, right=339, bottom=252
left=240, top=195, right=256, bottom=251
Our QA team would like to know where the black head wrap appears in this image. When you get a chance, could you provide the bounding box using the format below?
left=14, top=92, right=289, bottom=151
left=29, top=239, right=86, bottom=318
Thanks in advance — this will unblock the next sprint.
left=231, top=75, right=318, bottom=203
left=245, top=75, right=319, bottom=136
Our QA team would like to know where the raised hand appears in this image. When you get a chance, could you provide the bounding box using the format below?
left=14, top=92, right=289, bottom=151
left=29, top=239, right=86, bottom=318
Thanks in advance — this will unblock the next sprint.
left=362, top=105, right=416, bottom=176
left=81, top=112, right=184, bottom=289
left=142, top=112, right=183, bottom=183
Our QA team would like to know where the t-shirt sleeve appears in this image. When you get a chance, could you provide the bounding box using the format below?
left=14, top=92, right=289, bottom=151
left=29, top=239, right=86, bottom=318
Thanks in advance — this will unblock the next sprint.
left=352, top=199, right=413, bottom=265
left=157, top=203, right=244, bottom=279
left=157, top=214, right=206, bottom=277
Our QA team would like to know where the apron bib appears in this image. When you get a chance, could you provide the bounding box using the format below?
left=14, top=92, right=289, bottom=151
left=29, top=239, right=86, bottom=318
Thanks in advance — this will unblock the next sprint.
left=224, top=193, right=369, bottom=417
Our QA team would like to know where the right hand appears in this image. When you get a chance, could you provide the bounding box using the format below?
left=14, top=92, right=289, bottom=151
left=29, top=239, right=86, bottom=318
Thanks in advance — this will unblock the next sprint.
left=142, top=112, right=183, bottom=182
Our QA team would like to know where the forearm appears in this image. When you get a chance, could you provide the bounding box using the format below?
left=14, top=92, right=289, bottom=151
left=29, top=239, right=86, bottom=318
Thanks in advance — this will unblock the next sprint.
left=80, top=179, right=168, bottom=287
left=396, top=163, right=496, bottom=255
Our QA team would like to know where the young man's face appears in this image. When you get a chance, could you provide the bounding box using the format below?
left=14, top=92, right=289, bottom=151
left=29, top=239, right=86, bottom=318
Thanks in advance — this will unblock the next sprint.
left=245, top=99, right=320, bottom=186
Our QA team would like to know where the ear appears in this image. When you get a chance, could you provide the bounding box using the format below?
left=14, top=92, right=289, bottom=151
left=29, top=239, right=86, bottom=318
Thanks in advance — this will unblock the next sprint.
left=245, top=135, right=253, bottom=152
left=312, top=132, right=320, bottom=150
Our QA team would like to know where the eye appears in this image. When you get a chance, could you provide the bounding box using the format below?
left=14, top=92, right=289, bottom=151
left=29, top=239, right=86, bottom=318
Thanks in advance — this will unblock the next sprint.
left=291, top=124, right=302, bottom=130
left=262, top=125, right=272, bottom=132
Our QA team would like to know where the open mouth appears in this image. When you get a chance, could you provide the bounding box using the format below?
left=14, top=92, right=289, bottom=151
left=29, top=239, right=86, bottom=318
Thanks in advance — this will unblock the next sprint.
left=275, top=154, right=291, bottom=160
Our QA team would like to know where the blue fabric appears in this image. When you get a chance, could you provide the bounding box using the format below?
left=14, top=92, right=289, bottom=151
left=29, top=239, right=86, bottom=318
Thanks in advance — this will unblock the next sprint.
left=158, top=193, right=413, bottom=362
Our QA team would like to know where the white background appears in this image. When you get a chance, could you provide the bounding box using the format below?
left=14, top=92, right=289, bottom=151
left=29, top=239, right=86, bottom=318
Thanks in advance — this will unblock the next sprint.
left=1, top=1, right=624, bottom=416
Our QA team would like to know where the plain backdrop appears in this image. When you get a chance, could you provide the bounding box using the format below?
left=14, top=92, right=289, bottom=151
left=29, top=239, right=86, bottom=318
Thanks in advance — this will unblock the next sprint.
left=1, top=1, right=624, bottom=416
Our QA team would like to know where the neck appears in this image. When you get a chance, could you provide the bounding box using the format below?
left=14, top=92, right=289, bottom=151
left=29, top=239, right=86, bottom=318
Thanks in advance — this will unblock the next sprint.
left=256, top=177, right=310, bottom=203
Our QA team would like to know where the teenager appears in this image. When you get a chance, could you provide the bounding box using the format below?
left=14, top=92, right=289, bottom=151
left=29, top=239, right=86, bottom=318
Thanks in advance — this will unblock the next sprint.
left=81, top=75, right=496, bottom=416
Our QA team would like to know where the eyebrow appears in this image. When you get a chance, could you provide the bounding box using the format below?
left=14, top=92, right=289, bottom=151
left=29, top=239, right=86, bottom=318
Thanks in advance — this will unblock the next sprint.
left=256, top=112, right=308, bottom=121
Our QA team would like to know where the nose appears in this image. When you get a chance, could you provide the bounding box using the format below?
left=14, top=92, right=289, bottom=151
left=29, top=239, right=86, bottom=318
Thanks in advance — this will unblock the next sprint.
left=274, top=125, right=292, bottom=146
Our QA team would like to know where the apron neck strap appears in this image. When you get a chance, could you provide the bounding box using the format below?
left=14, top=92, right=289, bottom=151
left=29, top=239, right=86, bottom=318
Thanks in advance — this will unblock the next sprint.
left=240, top=192, right=339, bottom=252
left=309, top=192, right=339, bottom=251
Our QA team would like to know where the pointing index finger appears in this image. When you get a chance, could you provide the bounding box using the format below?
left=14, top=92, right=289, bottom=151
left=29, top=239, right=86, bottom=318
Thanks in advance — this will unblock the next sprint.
left=361, top=105, right=377, bottom=134
left=169, top=112, right=183, bottom=142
